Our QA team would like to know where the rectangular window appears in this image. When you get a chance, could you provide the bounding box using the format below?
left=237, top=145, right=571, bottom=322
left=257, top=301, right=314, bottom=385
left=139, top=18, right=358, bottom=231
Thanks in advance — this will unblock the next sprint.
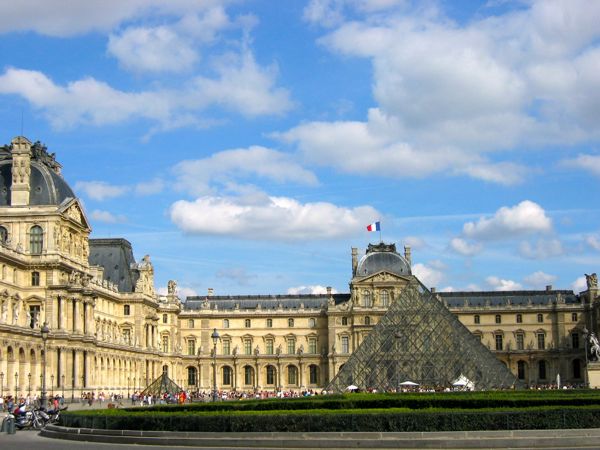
left=308, top=338, right=317, bottom=354
left=341, top=336, right=349, bottom=354
left=162, top=336, right=169, bottom=353
left=495, top=334, right=503, bottom=351
left=572, top=332, right=579, bottom=349
left=28, top=305, right=40, bottom=329
left=495, top=315, right=501, bottom=324
left=123, top=329, right=131, bottom=345
left=537, top=333, right=545, bottom=350
left=244, top=339, right=252, bottom=355
left=222, top=340, right=230, bottom=355
left=287, top=339, right=295, bottom=355
left=516, top=314, right=522, bottom=323
left=516, top=333, right=524, bottom=350
left=31, top=271, right=40, bottom=286
left=188, top=319, right=194, bottom=328
left=162, top=314, right=168, bottom=324
left=266, top=318, right=273, bottom=328
left=572, top=313, right=578, bottom=322
left=123, top=305, right=130, bottom=316
left=266, top=339, right=274, bottom=355
left=188, top=340, right=196, bottom=356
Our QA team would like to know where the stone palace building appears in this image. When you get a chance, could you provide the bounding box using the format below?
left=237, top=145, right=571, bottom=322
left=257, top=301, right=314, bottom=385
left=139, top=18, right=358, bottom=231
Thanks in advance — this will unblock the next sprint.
left=0, top=136, right=595, bottom=399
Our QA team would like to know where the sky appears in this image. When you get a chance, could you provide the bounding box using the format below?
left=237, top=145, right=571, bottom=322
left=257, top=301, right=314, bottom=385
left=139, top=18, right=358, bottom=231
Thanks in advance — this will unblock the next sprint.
left=1, top=0, right=600, bottom=298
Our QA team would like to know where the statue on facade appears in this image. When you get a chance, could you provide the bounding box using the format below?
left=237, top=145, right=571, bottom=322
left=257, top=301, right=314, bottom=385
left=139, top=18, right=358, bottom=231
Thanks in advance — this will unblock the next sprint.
left=167, top=280, right=177, bottom=296
left=12, top=301, right=20, bottom=325
left=1, top=300, right=7, bottom=323
left=590, top=332, right=600, bottom=362
left=586, top=273, right=598, bottom=289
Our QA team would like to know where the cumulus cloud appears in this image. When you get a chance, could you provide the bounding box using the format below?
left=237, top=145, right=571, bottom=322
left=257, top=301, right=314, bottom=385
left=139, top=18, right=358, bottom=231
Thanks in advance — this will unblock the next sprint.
left=523, top=271, right=557, bottom=288
left=157, top=285, right=198, bottom=298
left=89, top=209, right=127, bottom=223
left=412, top=262, right=444, bottom=288
left=174, top=146, right=317, bottom=197
left=403, top=236, right=427, bottom=250
left=170, top=194, right=379, bottom=241
left=486, top=276, right=522, bottom=291
left=75, top=181, right=128, bottom=201
left=287, top=285, right=336, bottom=295
left=561, top=154, right=600, bottom=177
left=572, top=276, right=587, bottom=293
left=449, top=237, right=482, bottom=256
left=462, top=201, right=552, bottom=240
left=519, top=238, right=564, bottom=259
left=585, top=234, right=600, bottom=251
left=135, top=178, right=164, bottom=196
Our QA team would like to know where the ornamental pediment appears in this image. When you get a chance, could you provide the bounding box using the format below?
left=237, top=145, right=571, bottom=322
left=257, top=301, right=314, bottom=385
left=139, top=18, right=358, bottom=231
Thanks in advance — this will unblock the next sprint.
left=353, top=270, right=410, bottom=284
left=59, top=198, right=91, bottom=230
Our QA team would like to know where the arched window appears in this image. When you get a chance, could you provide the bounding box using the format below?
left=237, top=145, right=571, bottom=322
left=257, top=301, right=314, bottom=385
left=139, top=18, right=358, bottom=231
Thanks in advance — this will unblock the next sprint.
left=380, top=290, right=389, bottom=307
left=30, top=225, right=43, bottom=255
left=362, top=290, right=372, bottom=308
left=0, top=226, right=8, bottom=244
left=538, top=360, right=547, bottom=380
left=223, top=319, right=229, bottom=328
left=365, top=316, right=371, bottom=325
left=162, top=364, right=169, bottom=375
left=287, top=366, right=298, bottom=385
left=266, top=318, right=272, bottom=328
left=222, top=366, right=232, bottom=385
left=517, top=360, right=526, bottom=380
left=516, top=314, right=522, bottom=323
left=309, top=364, right=319, bottom=384
left=187, top=367, right=197, bottom=386
left=474, top=315, right=480, bottom=324
left=537, top=313, right=544, bottom=323
left=245, top=319, right=251, bottom=328
left=266, top=365, right=276, bottom=385
left=288, top=318, right=294, bottom=328
left=244, top=366, right=254, bottom=385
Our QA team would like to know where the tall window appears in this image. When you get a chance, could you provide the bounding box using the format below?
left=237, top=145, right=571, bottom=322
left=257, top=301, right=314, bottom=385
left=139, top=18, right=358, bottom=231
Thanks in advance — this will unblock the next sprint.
left=309, top=365, right=319, bottom=384
left=365, top=316, right=371, bottom=325
left=474, top=315, right=480, bottom=324
left=123, top=305, right=130, bottom=316
left=223, top=319, right=229, bottom=328
left=31, top=271, right=40, bottom=286
left=287, top=366, right=298, bottom=385
left=187, top=367, right=197, bottom=386
left=266, top=318, right=272, bottom=328
left=538, top=360, right=547, bottom=379
left=187, top=340, right=196, bottom=356
left=380, top=290, right=389, bottom=307
left=572, top=332, right=579, bottom=349
left=573, top=359, right=582, bottom=379
left=266, top=365, right=275, bottom=385
left=222, top=340, right=231, bottom=355
left=537, top=313, right=544, bottom=323
left=517, top=360, right=526, bottom=380
left=287, top=338, right=295, bottom=355
left=162, top=336, right=169, bottom=353
left=244, top=366, right=253, bottom=385
left=0, top=226, right=7, bottom=244
left=266, top=338, right=274, bottom=355
left=495, top=315, right=501, bottom=324
left=342, top=317, right=348, bottom=326
left=516, top=314, right=522, bottom=323
left=188, top=319, right=194, bottom=328
left=222, top=366, right=232, bottom=385
left=362, top=290, right=372, bottom=307
left=516, top=333, right=524, bottom=350
left=341, top=336, right=349, bottom=353
left=495, top=334, right=503, bottom=351
left=30, top=225, right=43, bottom=255
left=244, top=339, right=252, bottom=355
left=537, top=333, right=545, bottom=350
left=162, top=314, right=168, bottom=324
left=572, top=313, right=578, bottom=322
left=309, top=318, right=316, bottom=328
left=29, top=305, right=40, bottom=328
left=245, top=319, right=251, bottom=328
left=288, top=318, right=294, bottom=328
left=308, top=337, right=317, bottom=354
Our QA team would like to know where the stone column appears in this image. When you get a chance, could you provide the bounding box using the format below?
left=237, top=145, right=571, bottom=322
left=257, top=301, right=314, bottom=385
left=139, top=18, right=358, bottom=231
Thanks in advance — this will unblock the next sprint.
left=74, top=300, right=81, bottom=334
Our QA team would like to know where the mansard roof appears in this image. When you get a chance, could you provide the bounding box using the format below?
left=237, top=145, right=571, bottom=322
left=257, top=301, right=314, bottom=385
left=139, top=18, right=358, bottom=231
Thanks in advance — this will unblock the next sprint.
left=440, top=289, right=580, bottom=307
left=184, top=293, right=350, bottom=311
left=88, top=238, right=140, bottom=293
left=355, top=242, right=411, bottom=278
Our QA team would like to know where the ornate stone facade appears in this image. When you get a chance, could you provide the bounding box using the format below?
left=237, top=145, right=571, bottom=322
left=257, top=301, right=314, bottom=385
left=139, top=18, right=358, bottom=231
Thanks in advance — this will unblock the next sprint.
left=0, top=136, right=594, bottom=399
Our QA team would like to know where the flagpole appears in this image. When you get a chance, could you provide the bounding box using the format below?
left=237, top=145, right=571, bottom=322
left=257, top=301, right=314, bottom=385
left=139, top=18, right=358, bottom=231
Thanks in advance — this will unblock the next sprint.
left=379, top=220, right=382, bottom=243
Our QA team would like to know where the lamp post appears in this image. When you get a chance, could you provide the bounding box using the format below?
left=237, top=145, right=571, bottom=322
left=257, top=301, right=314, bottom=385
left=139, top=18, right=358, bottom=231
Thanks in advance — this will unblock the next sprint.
left=41, top=322, right=49, bottom=409
left=28, top=372, right=31, bottom=396
left=127, top=377, right=130, bottom=399
left=211, top=328, right=220, bottom=402
left=61, top=374, right=65, bottom=400
left=0, top=372, right=4, bottom=397
left=51, top=374, right=54, bottom=397
left=14, top=372, right=18, bottom=398
left=197, top=348, right=202, bottom=392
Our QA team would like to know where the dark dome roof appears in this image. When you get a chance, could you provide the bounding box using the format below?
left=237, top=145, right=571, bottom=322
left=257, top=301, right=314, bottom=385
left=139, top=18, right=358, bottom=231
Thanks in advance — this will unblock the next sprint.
left=0, top=141, right=75, bottom=206
left=356, top=243, right=411, bottom=277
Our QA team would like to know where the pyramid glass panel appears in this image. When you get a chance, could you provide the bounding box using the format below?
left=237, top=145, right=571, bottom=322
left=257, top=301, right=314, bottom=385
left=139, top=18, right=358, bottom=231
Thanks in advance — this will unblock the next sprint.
left=327, top=280, right=521, bottom=392
left=141, top=372, right=183, bottom=398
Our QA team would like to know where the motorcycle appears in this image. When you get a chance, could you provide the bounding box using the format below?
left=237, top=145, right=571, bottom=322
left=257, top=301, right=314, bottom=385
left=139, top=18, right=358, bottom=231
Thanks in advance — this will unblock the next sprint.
left=46, top=405, right=67, bottom=425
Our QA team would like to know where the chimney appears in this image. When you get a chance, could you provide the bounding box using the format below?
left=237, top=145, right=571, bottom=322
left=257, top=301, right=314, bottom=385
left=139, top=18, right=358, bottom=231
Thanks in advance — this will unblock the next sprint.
left=431, top=287, right=436, bottom=293
left=546, top=285, right=552, bottom=292
left=351, top=247, right=358, bottom=276
left=326, top=286, right=332, bottom=296
left=404, top=245, right=412, bottom=266
left=10, top=136, right=32, bottom=206
left=207, top=288, right=214, bottom=297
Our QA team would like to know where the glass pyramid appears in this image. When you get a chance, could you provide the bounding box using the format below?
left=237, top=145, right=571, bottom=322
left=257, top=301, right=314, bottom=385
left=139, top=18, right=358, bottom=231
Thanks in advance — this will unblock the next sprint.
left=327, top=279, right=521, bottom=392
left=140, top=372, right=183, bottom=397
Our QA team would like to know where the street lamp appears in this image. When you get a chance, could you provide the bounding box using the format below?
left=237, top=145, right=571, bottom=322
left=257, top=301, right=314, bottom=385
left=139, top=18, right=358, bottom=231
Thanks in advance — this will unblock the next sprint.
left=127, top=377, right=130, bottom=398
left=41, top=322, right=49, bottom=409
left=28, top=372, right=31, bottom=396
left=61, top=374, right=65, bottom=400
left=0, top=372, right=4, bottom=397
left=51, top=374, right=54, bottom=397
left=14, top=372, right=18, bottom=398
left=211, top=328, right=220, bottom=402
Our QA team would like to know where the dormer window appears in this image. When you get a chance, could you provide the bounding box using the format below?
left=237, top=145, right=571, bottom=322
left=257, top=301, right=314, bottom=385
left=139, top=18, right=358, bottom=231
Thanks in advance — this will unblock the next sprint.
left=0, top=226, right=7, bottom=244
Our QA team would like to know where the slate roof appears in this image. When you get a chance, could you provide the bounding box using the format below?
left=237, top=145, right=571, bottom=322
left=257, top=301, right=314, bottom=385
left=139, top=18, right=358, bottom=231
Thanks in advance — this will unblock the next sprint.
left=184, top=293, right=350, bottom=311
left=88, top=238, right=139, bottom=292
left=439, top=290, right=580, bottom=307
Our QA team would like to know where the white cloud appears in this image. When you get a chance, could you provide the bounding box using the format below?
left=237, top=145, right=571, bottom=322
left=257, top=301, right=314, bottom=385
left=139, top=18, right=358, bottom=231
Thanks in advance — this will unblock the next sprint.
left=108, top=26, right=198, bottom=74
left=519, top=238, right=564, bottom=259
left=135, top=178, right=164, bottom=196
left=572, top=276, right=587, bottom=293
left=585, top=234, right=600, bottom=251
left=75, top=181, right=128, bottom=201
left=158, top=285, right=198, bottom=298
left=561, top=154, right=600, bottom=177
left=486, top=276, right=522, bottom=291
left=303, top=0, right=406, bottom=27
left=523, top=271, right=557, bottom=288
left=403, top=236, right=427, bottom=250
left=170, top=195, right=379, bottom=241
left=287, top=285, right=336, bottom=295
left=462, top=201, right=552, bottom=240
left=216, top=267, right=255, bottom=286
left=412, top=262, right=444, bottom=288
left=174, top=146, right=317, bottom=197
left=449, top=237, right=482, bottom=256
left=89, top=209, right=127, bottom=224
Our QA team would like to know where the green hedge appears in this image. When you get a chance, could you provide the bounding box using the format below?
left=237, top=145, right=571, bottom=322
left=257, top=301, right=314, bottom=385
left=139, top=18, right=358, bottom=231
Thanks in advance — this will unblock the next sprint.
left=61, top=406, right=600, bottom=432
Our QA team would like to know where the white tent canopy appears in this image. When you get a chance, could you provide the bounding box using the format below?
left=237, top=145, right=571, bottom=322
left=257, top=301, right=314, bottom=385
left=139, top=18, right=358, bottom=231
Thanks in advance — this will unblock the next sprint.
left=452, top=374, right=474, bottom=390
left=399, top=381, right=419, bottom=386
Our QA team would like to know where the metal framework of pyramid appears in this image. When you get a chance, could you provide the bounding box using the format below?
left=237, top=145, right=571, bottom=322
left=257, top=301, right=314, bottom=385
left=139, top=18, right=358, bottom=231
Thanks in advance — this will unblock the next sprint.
left=140, top=372, right=182, bottom=397
left=327, top=279, right=520, bottom=392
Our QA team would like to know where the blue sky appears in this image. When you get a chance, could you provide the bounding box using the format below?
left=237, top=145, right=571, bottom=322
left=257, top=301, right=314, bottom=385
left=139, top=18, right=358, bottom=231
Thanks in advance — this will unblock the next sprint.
left=1, top=0, right=600, bottom=297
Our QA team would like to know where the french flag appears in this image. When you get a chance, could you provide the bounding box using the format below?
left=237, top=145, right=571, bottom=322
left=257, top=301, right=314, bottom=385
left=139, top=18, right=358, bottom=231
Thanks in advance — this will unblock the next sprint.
left=366, top=221, right=380, bottom=232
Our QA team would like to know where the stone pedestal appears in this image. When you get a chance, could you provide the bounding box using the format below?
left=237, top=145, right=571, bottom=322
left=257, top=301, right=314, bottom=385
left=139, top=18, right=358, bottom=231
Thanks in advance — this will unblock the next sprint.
left=587, top=362, right=600, bottom=388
